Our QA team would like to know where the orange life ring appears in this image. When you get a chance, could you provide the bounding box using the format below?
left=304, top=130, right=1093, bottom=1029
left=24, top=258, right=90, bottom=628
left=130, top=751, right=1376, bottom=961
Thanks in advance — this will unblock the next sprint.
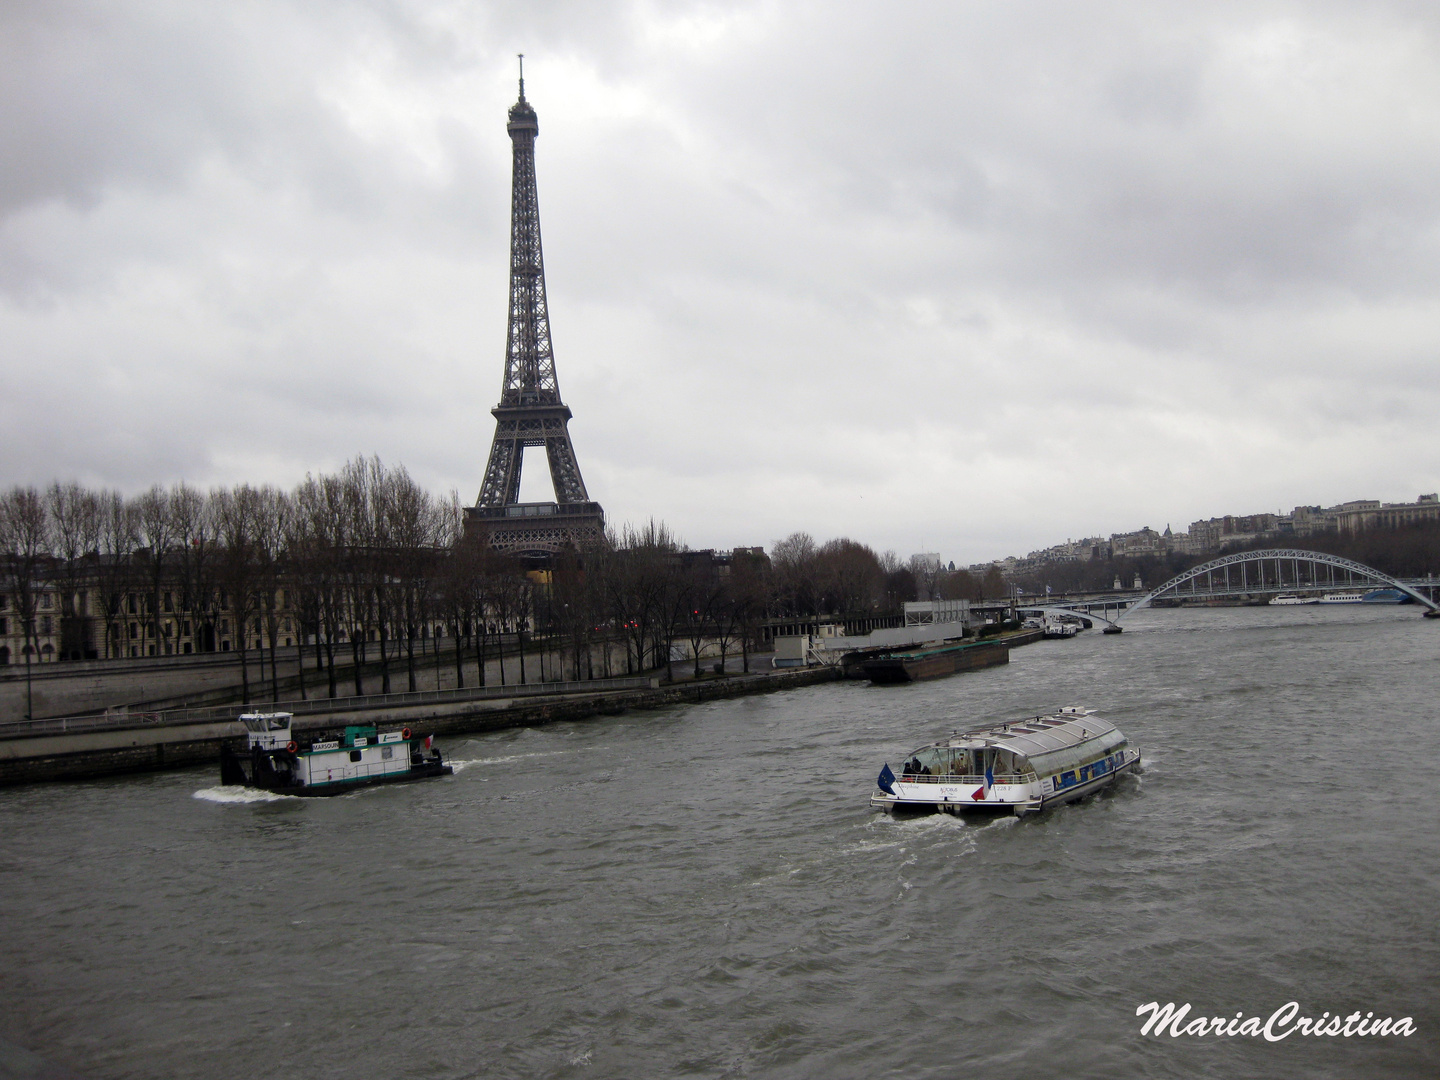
left=286, top=740, right=298, bottom=754
left=401, top=728, right=412, bottom=740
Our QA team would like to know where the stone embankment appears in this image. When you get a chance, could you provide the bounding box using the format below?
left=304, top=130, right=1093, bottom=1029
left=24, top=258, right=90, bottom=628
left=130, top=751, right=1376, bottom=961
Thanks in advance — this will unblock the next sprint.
left=0, top=667, right=841, bottom=787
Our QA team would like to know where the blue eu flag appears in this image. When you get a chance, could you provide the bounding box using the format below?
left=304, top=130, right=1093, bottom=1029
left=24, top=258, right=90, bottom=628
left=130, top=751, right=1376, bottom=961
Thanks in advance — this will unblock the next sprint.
left=877, top=763, right=896, bottom=795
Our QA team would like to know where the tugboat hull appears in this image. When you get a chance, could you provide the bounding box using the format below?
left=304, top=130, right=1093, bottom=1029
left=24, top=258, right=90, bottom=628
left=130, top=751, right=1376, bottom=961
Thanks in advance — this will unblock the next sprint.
left=221, top=714, right=452, bottom=796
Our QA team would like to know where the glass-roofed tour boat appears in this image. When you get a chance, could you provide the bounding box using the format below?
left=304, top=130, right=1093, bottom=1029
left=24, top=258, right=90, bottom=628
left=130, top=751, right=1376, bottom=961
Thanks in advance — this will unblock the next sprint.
left=872, top=706, right=1140, bottom=816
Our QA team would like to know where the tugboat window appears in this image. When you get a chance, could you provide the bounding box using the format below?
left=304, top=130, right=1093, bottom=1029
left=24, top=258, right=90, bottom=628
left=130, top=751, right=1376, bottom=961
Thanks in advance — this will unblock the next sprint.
left=349, top=750, right=362, bottom=762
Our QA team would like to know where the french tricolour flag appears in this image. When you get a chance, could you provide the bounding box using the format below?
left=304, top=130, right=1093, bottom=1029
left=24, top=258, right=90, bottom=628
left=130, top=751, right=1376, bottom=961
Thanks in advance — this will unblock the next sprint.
left=972, top=765, right=994, bottom=802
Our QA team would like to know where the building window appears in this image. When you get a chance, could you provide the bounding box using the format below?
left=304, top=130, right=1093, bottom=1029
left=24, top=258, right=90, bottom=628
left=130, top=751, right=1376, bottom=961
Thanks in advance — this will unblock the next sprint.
left=40, top=616, right=53, bottom=635
left=41, top=594, right=52, bottom=610
left=128, top=595, right=137, bottom=614
left=164, top=592, right=174, bottom=613
left=0, top=618, right=6, bottom=635
left=129, top=623, right=138, bottom=640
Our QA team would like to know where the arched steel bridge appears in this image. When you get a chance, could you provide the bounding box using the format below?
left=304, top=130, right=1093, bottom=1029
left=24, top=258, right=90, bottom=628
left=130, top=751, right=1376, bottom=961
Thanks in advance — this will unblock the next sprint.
left=1037, top=549, right=1439, bottom=629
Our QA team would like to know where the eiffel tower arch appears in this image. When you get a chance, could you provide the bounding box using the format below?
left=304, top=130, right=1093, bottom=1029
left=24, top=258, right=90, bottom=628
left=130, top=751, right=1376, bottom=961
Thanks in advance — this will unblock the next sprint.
left=465, top=59, right=606, bottom=558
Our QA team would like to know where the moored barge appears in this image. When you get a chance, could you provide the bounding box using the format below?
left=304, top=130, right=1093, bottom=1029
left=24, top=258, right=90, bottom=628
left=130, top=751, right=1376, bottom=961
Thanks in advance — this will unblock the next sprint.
left=861, top=638, right=1010, bottom=684
left=871, top=706, right=1140, bottom=815
left=220, top=712, right=452, bottom=796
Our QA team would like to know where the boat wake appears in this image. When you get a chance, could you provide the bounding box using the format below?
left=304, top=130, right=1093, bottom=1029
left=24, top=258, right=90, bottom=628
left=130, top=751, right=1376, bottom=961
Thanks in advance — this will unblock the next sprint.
left=193, top=786, right=296, bottom=804
left=447, top=751, right=565, bottom=773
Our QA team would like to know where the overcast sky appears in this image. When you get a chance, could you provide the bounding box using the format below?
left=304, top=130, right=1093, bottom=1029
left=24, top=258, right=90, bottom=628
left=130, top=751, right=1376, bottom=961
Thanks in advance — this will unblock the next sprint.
left=3, top=1, right=1439, bottom=565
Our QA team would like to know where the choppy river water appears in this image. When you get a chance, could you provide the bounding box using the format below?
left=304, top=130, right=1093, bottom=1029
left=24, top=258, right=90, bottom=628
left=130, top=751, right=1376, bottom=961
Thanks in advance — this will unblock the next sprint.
left=1, top=605, right=1437, bottom=1079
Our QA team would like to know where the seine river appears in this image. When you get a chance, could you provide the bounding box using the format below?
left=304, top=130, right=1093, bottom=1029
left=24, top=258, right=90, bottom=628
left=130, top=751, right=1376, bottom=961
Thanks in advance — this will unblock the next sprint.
left=1, top=605, right=1435, bottom=1079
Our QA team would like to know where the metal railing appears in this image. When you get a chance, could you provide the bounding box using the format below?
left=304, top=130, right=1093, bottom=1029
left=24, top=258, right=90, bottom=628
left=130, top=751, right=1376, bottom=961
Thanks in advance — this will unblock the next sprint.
left=897, top=772, right=1038, bottom=785
left=0, top=675, right=660, bottom=740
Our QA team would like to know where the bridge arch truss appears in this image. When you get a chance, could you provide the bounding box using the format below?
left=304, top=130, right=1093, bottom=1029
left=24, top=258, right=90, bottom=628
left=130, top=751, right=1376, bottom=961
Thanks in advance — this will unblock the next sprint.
left=1119, top=548, right=1439, bottom=620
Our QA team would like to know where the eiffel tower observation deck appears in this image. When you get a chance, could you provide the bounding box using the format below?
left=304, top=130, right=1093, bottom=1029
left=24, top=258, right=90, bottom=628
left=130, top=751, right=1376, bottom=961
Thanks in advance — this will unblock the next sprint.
left=466, top=59, right=606, bottom=557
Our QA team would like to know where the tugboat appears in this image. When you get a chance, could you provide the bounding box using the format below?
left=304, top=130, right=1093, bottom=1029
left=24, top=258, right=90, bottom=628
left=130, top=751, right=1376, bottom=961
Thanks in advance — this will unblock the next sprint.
left=871, top=706, right=1140, bottom=816
left=220, top=712, right=452, bottom=796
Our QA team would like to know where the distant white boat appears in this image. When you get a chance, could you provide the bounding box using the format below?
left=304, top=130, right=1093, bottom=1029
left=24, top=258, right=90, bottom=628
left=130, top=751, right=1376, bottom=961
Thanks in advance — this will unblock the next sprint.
left=1319, top=592, right=1366, bottom=604
left=1269, top=594, right=1318, bottom=606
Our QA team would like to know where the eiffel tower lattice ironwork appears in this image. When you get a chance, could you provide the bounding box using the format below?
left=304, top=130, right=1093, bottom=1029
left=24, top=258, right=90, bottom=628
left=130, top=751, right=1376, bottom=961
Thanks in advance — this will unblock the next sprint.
left=466, top=59, right=605, bottom=556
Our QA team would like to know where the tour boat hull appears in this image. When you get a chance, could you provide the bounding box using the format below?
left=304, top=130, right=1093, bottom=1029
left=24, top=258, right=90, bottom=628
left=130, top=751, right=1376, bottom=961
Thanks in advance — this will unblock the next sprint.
left=870, top=748, right=1139, bottom=815
left=872, top=707, right=1140, bottom=817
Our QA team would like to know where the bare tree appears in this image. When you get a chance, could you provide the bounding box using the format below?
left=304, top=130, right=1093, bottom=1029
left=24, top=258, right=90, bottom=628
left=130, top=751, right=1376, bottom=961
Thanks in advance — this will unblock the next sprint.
left=771, top=532, right=819, bottom=618
left=0, top=486, right=51, bottom=715
left=95, top=492, right=137, bottom=659
left=294, top=473, right=349, bottom=697
left=384, top=466, right=438, bottom=693
left=170, top=484, right=219, bottom=655
left=816, top=538, right=885, bottom=615
left=46, top=482, right=103, bottom=660
left=253, top=486, right=292, bottom=703
left=133, top=486, right=175, bottom=656
left=214, top=485, right=262, bottom=703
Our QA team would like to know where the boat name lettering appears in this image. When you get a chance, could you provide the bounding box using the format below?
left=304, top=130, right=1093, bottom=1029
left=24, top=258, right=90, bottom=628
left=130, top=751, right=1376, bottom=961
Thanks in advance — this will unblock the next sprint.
left=311, top=741, right=338, bottom=751
left=1137, top=1001, right=1416, bottom=1040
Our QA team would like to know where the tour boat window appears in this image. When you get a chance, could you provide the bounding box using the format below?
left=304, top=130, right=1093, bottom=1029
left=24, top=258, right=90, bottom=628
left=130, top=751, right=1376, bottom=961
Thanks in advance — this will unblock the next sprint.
left=350, top=750, right=363, bottom=763
left=902, top=747, right=946, bottom=775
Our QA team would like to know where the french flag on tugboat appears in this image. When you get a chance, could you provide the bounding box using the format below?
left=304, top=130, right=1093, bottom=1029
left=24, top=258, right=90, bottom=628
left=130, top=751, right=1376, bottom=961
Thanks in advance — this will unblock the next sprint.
left=972, top=765, right=994, bottom=802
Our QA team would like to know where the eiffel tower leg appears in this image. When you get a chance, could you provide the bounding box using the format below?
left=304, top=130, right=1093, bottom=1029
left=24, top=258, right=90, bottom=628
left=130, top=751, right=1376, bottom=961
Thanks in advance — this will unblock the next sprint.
left=545, top=433, right=590, bottom=504
left=478, top=434, right=523, bottom=507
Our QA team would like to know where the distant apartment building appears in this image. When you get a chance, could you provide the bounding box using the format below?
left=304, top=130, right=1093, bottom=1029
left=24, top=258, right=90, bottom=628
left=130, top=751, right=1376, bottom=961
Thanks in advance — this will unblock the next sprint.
left=1109, top=527, right=1166, bottom=558
left=0, top=585, right=62, bottom=666
left=1335, top=494, right=1440, bottom=533
left=991, top=492, right=1440, bottom=573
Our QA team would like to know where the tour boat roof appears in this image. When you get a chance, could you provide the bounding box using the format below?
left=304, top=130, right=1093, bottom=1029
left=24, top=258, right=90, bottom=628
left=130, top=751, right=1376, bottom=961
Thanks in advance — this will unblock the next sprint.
left=935, top=707, right=1118, bottom=758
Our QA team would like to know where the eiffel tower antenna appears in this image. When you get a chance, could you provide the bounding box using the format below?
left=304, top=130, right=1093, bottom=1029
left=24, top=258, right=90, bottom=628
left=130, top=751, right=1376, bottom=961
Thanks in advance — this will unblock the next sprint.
left=466, top=65, right=605, bottom=556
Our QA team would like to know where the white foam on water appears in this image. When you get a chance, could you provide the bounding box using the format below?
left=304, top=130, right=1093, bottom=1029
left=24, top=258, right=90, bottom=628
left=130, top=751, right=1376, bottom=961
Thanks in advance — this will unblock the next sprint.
left=446, top=750, right=566, bottom=772
left=192, top=786, right=297, bottom=804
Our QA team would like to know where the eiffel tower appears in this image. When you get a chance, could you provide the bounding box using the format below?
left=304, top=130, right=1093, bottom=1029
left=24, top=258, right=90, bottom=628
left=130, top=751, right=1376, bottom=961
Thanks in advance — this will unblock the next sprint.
left=466, top=59, right=605, bottom=556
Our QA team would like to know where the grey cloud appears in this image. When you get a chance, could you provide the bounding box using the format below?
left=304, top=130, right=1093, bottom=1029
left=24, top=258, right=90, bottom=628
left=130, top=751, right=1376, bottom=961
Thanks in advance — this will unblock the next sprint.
left=2, top=0, right=1439, bottom=564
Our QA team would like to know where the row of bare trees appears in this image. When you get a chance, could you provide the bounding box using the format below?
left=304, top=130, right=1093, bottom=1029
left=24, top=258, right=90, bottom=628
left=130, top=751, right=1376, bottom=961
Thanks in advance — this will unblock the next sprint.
left=0, top=461, right=469, bottom=700
left=1, top=469, right=788, bottom=701
left=6, top=466, right=991, bottom=703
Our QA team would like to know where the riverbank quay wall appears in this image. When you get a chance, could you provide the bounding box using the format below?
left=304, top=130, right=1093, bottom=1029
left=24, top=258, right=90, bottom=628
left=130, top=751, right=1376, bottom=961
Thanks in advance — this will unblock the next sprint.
left=0, top=634, right=569, bottom=721
left=0, top=667, right=842, bottom=787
